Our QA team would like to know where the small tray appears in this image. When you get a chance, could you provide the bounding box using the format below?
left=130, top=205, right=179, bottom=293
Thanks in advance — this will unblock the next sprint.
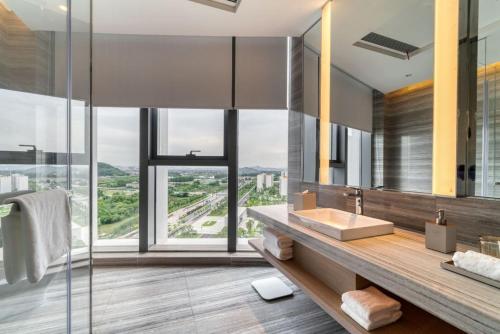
left=441, top=260, right=500, bottom=289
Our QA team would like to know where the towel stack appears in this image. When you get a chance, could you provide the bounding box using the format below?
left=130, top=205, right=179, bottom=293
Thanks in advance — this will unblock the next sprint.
left=263, top=227, right=293, bottom=260
left=341, top=286, right=402, bottom=331
left=453, top=250, right=500, bottom=281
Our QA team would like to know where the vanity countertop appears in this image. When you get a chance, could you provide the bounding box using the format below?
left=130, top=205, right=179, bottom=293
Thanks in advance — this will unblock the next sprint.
left=248, top=205, right=500, bottom=334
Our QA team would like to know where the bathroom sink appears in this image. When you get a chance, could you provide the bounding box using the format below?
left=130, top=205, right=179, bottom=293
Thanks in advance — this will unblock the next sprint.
left=289, top=208, right=393, bottom=241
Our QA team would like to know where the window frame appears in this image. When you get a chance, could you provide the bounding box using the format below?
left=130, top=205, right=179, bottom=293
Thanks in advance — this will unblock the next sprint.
left=142, top=108, right=238, bottom=252
left=150, top=108, right=229, bottom=165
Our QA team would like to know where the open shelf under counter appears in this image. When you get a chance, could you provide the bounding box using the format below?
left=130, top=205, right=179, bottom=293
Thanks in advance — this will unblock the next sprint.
left=250, top=238, right=461, bottom=334
left=248, top=205, right=500, bottom=334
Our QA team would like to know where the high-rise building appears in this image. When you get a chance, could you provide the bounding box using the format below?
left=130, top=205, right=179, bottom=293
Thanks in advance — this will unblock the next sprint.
left=279, top=173, right=288, bottom=197
left=256, top=173, right=265, bottom=191
left=12, top=174, right=29, bottom=191
left=0, top=176, right=12, bottom=193
left=265, top=174, right=273, bottom=188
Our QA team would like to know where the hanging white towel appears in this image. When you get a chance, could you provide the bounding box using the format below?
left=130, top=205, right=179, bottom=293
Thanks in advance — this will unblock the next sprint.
left=1, top=189, right=71, bottom=284
left=453, top=250, right=500, bottom=281
left=341, top=302, right=402, bottom=331
left=263, top=238, right=293, bottom=260
left=263, top=227, right=293, bottom=249
left=341, top=286, right=401, bottom=323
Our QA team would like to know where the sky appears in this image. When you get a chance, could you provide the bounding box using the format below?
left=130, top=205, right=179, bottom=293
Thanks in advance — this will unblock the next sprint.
left=97, top=108, right=288, bottom=169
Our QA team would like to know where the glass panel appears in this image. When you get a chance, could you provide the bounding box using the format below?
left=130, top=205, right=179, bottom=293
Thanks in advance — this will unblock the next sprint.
left=157, top=109, right=225, bottom=157
left=96, top=108, right=140, bottom=245
left=155, top=166, right=228, bottom=250
left=474, top=0, right=500, bottom=198
left=0, top=0, right=71, bottom=332
left=237, top=110, right=288, bottom=250
left=71, top=0, right=91, bottom=331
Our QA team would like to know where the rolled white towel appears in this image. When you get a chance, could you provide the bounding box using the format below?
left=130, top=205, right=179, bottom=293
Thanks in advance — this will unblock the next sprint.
left=263, top=238, right=293, bottom=260
left=341, top=286, right=401, bottom=323
left=341, top=303, right=402, bottom=331
left=263, top=227, right=293, bottom=249
left=452, top=250, right=500, bottom=281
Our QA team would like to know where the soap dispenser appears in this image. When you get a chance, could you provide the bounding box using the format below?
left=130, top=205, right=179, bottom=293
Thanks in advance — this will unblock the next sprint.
left=425, top=209, right=456, bottom=253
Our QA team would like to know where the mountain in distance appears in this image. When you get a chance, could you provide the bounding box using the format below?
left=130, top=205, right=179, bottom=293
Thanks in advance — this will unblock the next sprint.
left=98, top=162, right=129, bottom=176
left=239, top=166, right=286, bottom=176
left=4, top=165, right=64, bottom=178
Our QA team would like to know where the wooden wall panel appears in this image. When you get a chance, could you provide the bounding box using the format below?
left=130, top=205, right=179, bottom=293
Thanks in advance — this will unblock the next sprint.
left=436, top=196, right=500, bottom=245
left=375, top=84, right=434, bottom=193
left=297, top=182, right=500, bottom=246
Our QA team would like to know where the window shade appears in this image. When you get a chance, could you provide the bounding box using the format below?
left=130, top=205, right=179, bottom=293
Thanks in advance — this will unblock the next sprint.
left=234, top=37, right=288, bottom=109
left=93, top=34, right=233, bottom=108
left=331, top=66, right=373, bottom=133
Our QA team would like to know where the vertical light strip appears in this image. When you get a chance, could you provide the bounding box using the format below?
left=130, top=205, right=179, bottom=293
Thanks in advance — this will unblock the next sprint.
left=432, top=0, right=459, bottom=196
left=319, top=1, right=332, bottom=184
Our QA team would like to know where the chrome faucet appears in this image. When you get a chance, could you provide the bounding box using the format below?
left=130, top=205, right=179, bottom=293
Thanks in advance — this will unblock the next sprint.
left=343, top=187, right=363, bottom=215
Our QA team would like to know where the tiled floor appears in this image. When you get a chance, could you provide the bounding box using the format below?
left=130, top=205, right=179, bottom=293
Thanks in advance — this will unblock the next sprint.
left=0, top=265, right=347, bottom=333
left=92, top=266, right=348, bottom=334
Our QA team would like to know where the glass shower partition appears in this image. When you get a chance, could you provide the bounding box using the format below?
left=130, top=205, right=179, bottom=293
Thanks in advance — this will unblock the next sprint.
left=0, top=1, right=91, bottom=333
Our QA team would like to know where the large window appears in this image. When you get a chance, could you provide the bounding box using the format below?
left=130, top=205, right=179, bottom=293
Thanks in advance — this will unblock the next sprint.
left=237, top=109, right=288, bottom=250
left=153, top=108, right=229, bottom=250
left=103, top=108, right=288, bottom=252
left=96, top=107, right=140, bottom=245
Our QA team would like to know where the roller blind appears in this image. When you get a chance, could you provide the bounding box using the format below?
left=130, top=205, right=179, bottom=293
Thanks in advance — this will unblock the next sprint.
left=93, top=34, right=232, bottom=108
left=234, top=37, right=287, bottom=109
left=303, top=47, right=319, bottom=117
left=331, top=66, right=373, bottom=132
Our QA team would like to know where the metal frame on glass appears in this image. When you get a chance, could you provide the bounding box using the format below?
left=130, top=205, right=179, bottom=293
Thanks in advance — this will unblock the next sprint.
left=139, top=107, right=238, bottom=252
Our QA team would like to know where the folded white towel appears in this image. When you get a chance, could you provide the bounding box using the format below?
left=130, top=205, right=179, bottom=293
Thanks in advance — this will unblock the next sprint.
left=341, top=303, right=402, bottom=331
left=263, top=238, right=293, bottom=260
left=1, top=189, right=71, bottom=284
left=263, top=227, right=293, bottom=249
left=341, top=286, right=401, bottom=323
left=452, top=250, right=500, bottom=281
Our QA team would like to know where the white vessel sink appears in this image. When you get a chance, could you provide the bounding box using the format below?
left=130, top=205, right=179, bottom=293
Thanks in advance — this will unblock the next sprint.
left=289, top=208, right=393, bottom=241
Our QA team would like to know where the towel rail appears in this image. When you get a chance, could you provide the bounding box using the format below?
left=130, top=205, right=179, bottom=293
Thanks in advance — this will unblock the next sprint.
left=0, top=190, right=73, bottom=219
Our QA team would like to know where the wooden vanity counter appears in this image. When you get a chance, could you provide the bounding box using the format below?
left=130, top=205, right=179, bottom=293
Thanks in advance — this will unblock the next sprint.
left=248, top=205, right=500, bottom=334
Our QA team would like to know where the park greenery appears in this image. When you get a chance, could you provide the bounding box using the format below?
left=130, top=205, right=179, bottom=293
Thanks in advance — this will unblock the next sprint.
left=97, top=164, right=286, bottom=240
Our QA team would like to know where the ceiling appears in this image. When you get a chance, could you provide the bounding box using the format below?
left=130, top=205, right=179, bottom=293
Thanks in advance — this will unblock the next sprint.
left=4, top=0, right=325, bottom=36
left=93, top=0, right=325, bottom=36
left=5, top=0, right=326, bottom=36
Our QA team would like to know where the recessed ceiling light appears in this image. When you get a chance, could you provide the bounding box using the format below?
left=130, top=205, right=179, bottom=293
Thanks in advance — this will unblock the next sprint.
left=59, top=5, right=68, bottom=12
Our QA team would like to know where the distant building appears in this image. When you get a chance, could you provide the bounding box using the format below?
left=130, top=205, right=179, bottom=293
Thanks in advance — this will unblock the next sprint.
left=126, top=181, right=140, bottom=189
left=279, top=173, right=288, bottom=197
left=265, top=174, right=273, bottom=188
left=0, top=176, right=12, bottom=193
left=12, top=174, right=29, bottom=191
left=256, top=173, right=265, bottom=191
left=257, top=173, right=274, bottom=191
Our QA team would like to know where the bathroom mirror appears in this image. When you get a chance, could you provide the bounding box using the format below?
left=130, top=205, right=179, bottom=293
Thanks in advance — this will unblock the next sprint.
left=302, top=0, right=435, bottom=193
left=474, top=0, right=500, bottom=198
